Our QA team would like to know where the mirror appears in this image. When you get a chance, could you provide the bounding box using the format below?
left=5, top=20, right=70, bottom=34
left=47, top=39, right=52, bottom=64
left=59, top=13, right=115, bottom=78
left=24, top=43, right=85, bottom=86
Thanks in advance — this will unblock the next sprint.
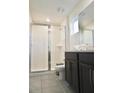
left=69, top=1, right=94, bottom=51
left=78, top=1, right=94, bottom=50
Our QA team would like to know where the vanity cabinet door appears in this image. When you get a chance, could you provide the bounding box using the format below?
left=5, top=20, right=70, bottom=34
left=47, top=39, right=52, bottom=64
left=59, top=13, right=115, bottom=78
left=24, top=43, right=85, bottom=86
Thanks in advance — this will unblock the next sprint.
left=70, top=60, right=79, bottom=93
left=65, top=59, right=72, bottom=85
left=79, top=63, right=94, bottom=93
left=65, top=59, right=79, bottom=93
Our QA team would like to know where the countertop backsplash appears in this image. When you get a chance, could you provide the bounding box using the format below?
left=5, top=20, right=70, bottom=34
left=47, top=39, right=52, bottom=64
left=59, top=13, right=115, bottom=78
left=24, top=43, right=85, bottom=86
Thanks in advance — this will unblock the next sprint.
left=72, top=44, right=94, bottom=52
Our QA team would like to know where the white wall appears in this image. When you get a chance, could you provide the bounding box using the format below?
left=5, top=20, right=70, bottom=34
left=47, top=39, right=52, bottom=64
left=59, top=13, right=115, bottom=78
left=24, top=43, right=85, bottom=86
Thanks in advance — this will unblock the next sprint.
left=61, top=18, right=70, bottom=51
left=29, top=16, right=32, bottom=24
left=51, top=25, right=65, bottom=70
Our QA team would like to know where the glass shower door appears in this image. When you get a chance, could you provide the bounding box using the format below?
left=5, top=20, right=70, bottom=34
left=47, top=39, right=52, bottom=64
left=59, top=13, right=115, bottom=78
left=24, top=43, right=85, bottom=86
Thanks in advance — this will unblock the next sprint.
left=31, top=25, right=48, bottom=72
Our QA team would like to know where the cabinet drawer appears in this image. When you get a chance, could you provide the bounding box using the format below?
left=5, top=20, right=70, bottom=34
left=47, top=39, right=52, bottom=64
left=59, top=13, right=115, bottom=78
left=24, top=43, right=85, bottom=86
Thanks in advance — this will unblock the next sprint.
left=65, top=52, right=77, bottom=60
left=79, top=52, right=94, bottom=65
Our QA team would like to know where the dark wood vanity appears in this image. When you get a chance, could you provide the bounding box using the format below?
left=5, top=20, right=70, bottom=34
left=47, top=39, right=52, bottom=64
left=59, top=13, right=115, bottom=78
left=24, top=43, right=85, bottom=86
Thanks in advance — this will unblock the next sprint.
left=65, top=52, right=94, bottom=93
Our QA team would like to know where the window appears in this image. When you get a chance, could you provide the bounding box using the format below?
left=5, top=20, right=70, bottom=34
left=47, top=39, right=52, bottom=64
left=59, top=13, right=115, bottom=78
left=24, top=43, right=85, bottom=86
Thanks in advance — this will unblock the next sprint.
left=71, top=17, right=79, bottom=35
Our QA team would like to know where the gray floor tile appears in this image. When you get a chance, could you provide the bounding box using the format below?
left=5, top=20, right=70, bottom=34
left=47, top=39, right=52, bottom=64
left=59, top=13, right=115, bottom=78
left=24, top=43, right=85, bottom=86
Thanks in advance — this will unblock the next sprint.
left=29, top=71, right=74, bottom=93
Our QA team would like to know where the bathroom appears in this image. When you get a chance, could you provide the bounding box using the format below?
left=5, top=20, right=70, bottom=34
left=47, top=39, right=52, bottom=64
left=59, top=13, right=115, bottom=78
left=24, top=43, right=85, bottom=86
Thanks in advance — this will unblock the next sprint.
left=29, top=0, right=94, bottom=93
left=1, top=0, right=123, bottom=93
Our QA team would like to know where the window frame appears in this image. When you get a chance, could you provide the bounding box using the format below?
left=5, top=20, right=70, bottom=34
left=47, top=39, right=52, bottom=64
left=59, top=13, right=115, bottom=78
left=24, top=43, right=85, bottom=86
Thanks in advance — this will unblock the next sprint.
left=71, top=16, right=79, bottom=35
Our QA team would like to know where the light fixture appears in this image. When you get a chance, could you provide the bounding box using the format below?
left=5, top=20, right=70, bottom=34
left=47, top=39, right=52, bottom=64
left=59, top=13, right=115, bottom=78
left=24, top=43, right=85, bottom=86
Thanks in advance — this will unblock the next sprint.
left=46, top=18, right=50, bottom=22
left=57, top=7, right=64, bottom=14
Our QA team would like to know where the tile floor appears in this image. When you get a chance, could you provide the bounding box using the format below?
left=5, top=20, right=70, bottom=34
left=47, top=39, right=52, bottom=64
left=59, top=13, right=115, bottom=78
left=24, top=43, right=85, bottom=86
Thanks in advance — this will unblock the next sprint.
left=29, top=71, right=74, bottom=93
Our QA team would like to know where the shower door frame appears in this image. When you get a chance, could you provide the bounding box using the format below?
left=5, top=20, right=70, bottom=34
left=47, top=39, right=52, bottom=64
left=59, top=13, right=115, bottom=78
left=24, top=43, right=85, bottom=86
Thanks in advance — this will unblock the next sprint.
left=29, top=24, right=51, bottom=73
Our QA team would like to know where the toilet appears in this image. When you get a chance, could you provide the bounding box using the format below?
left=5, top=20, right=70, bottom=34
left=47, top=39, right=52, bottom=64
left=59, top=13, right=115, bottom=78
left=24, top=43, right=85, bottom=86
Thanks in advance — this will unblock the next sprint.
left=55, top=64, right=65, bottom=80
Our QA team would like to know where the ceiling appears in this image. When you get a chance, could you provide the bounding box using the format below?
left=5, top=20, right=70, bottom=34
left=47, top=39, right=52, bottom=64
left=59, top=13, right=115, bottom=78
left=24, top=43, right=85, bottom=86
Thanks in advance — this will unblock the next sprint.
left=30, top=0, right=80, bottom=25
